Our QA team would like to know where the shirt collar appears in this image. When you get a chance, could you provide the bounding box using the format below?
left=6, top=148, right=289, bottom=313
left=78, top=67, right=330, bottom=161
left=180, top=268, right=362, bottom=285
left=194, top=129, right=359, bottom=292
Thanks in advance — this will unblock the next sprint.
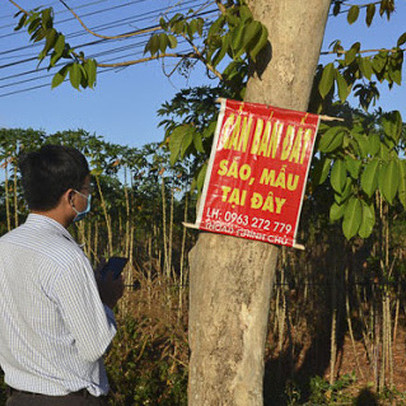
left=25, top=213, right=77, bottom=245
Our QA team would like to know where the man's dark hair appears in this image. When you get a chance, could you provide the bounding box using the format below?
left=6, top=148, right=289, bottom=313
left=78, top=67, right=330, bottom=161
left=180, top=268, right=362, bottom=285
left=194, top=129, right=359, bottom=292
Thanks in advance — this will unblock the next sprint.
left=19, top=145, right=90, bottom=211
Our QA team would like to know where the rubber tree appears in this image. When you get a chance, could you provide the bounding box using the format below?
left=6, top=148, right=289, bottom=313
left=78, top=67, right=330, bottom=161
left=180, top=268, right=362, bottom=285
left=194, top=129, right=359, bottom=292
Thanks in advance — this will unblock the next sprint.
left=187, top=2, right=331, bottom=405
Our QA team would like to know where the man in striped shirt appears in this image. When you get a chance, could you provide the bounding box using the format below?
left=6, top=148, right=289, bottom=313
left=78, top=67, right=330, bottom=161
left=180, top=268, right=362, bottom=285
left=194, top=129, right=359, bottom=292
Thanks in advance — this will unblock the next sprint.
left=0, top=145, right=124, bottom=405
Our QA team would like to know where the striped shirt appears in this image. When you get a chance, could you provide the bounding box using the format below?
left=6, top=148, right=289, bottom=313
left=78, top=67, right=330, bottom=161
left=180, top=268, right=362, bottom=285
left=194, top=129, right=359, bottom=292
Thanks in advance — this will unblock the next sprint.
left=0, top=214, right=117, bottom=396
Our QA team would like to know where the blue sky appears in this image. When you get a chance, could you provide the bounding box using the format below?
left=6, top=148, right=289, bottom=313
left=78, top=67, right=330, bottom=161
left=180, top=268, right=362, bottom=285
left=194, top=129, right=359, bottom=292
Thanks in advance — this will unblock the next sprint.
left=0, top=0, right=405, bottom=149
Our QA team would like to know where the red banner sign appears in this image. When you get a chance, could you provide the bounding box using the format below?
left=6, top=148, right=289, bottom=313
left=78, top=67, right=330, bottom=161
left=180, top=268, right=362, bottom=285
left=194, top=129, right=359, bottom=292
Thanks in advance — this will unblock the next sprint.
left=195, top=99, right=320, bottom=247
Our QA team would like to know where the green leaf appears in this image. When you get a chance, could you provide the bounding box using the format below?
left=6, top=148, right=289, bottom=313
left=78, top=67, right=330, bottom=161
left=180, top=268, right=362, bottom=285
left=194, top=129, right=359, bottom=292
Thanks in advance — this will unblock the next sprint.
left=212, top=35, right=229, bottom=67
left=335, top=70, right=350, bottom=102
left=41, top=28, right=57, bottom=57
left=347, top=5, right=360, bottom=24
left=397, top=32, right=406, bottom=47
left=168, top=35, right=177, bottom=49
left=158, top=33, right=169, bottom=53
left=358, top=57, right=373, bottom=80
left=180, top=127, right=193, bottom=158
left=86, top=59, right=97, bottom=88
left=312, top=157, right=332, bottom=186
left=330, top=201, right=347, bottom=221
left=319, top=63, right=335, bottom=98
left=145, top=34, right=160, bottom=55
left=249, top=25, right=268, bottom=62
left=169, top=125, right=187, bottom=165
left=366, top=3, right=376, bottom=27
left=318, top=126, right=345, bottom=153
left=196, top=163, right=208, bottom=192
left=368, top=133, right=380, bottom=156
left=51, top=65, right=69, bottom=88
left=14, top=13, right=27, bottom=31
left=231, top=23, right=245, bottom=55
left=69, top=63, right=81, bottom=89
left=398, top=159, right=406, bottom=208
left=361, top=158, right=379, bottom=197
left=345, top=156, right=361, bottom=179
left=382, top=111, right=402, bottom=143
left=331, top=159, right=347, bottom=193
left=379, top=159, right=399, bottom=204
left=54, top=33, right=65, bottom=55
left=193, top=133, right=205, bottom=153
left=389, top=67, right=402, bottom=85
left=358, top=201, right=375, bottom=238
left=372, top=52, right=387, bottom=73
left=342, top=197, right=362, bottom=240
left=41, top=8, right=53, bottom=29
left=335, top=177, right=353, bottom=204
left=352, top=131, right=370, bottom=158
left=168, top=125, right=195, bottom=165
left=345, top=42, right=360, bottom=65
left=242, top=20, right=262, bottom=51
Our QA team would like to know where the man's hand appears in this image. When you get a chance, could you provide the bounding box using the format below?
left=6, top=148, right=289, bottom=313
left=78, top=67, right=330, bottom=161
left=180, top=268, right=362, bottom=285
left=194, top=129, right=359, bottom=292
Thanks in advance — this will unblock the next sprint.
left=96, top=268, right=125, bottom=309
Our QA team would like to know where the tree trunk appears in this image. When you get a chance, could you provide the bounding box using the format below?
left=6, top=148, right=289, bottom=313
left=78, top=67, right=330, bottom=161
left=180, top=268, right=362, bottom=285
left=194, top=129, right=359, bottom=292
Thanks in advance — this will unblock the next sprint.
left=188, top=2, right=330, bottom=405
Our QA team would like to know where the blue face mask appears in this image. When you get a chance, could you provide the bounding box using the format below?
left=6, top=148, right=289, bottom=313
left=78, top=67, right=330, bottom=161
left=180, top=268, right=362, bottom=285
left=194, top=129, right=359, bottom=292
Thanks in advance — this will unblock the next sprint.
left=72, top=190, right=92, bottom=222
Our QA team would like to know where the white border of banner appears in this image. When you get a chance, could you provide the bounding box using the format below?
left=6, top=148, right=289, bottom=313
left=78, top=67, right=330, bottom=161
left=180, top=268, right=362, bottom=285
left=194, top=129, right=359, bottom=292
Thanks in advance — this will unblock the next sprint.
left=195, top=98, right=227, bottom=226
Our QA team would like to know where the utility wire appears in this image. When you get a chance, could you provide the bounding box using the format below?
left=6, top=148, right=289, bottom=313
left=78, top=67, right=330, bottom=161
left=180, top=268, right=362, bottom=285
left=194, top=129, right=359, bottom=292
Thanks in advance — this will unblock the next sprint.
left=0, top=0, right=111, bottom=26
left=0, top=0, right=206, bottom=56
left=0, top=0, right=201, bottom=40
left=0, top=2, right=217, bottom=97
left=0, top=8, right=216, bottom=70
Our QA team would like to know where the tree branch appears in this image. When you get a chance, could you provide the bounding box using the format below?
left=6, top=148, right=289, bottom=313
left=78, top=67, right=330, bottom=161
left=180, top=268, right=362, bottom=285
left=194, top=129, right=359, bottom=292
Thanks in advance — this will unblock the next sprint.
left=96, top=52, right=198, bottom=68
left=7, top=0, right=28, bottom=15
left=321, top=46, right=404, bottom=56
left=215, top=0, right=227, bottom=15
left=58, top=0, right=160, bottom=40
left=179, top=31, right=223, bottom=81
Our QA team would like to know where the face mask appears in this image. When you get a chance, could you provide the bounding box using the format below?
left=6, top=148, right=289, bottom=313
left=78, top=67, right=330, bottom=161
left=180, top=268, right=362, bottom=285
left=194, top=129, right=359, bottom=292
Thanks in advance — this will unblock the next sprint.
left=72, top=190, right=92, bottom=222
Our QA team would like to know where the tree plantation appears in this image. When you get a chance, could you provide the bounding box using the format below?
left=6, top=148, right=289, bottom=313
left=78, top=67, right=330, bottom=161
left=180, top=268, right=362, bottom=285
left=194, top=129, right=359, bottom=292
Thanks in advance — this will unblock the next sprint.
left=0, top=114, right=406, bottom=404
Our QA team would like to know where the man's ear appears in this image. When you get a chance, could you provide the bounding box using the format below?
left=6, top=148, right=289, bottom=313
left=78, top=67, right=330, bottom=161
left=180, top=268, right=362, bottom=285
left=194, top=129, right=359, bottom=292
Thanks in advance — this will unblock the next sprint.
left=63, top=189, right=75, bottom=207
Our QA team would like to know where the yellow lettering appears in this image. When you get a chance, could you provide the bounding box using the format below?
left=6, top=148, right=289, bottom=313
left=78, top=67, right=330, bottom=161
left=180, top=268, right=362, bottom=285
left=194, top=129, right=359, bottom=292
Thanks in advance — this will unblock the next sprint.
left=289, top=128, right=303, bottom=163
left=250, top=119, right=264, bottom=155
left=268, top=121, right=284, bottom=158
left=300, top=129, right=313, bottom=164
left=221, top=186, right=231, bottom=202
left=222, top=115, right=236, bottom=150
left=239, top=164, right=251, bottom=181
left=250, top=192, right=263, bottom=209
left=259, top=168, right=276, bottom=186
left=275, top=197, right=286, bottom=214
left=287, top=174, right=299, bottom=191
left=239, top=116, right=252, bottom=152
left=217, top=159, right=229, bottom=176
left=281, top=125, right=295, bottom=160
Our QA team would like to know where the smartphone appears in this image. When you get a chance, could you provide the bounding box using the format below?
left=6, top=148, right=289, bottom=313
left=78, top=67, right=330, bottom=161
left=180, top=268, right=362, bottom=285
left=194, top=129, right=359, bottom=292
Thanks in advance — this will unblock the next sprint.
left=101, top=256, right=128, bottom=280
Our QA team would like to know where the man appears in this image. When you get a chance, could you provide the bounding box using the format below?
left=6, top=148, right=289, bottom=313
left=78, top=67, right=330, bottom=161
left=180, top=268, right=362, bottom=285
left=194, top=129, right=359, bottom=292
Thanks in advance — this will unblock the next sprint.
left=0, top=145, right=124, bottom=405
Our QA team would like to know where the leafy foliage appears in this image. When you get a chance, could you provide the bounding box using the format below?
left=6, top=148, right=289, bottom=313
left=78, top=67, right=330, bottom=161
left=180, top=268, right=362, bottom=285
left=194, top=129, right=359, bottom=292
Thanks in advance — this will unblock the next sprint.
left=312, top=108, right=406, bottom=240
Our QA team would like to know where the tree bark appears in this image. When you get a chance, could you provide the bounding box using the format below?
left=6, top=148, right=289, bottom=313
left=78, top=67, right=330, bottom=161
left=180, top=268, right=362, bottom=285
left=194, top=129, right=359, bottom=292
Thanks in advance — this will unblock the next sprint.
left=188, top=2, right=330, bottom=405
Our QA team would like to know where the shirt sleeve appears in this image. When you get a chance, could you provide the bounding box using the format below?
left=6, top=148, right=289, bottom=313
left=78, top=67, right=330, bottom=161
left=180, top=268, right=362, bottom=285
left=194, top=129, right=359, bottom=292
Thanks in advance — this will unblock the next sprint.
left=50, top=251, right=117, bottom=363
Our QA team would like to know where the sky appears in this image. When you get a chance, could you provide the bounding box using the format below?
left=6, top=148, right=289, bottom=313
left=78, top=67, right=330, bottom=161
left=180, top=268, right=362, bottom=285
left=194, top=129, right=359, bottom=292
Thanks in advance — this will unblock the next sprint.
left=0, top=0, right=405, bottom=149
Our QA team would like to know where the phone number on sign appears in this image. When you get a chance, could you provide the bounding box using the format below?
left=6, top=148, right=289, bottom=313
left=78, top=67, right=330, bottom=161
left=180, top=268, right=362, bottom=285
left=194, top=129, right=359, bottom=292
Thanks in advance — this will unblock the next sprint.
left=210, top=210, right=293, bottom=234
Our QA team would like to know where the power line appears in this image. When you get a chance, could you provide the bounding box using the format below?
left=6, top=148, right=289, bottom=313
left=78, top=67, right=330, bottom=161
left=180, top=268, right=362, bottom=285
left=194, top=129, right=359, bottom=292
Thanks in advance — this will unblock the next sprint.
left=0, top=0, right=111, bottom=27
left=0, top=0, right=153, bottom=40
left=0, top=0, right=205, bottom=56
left=0, top=2, right=217, bottom=97
left=0, top=7, right=215, bottom=70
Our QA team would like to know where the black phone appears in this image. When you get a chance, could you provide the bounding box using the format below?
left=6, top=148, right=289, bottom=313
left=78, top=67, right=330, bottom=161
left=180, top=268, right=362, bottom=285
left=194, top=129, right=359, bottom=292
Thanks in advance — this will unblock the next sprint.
left=101, top=257, right=128, bottom=279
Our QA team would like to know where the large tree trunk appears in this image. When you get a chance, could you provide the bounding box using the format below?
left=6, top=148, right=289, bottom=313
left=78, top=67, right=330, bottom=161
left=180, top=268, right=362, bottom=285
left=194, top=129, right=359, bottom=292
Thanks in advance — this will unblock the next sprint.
left=188, top=2, right=331, bottom=405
